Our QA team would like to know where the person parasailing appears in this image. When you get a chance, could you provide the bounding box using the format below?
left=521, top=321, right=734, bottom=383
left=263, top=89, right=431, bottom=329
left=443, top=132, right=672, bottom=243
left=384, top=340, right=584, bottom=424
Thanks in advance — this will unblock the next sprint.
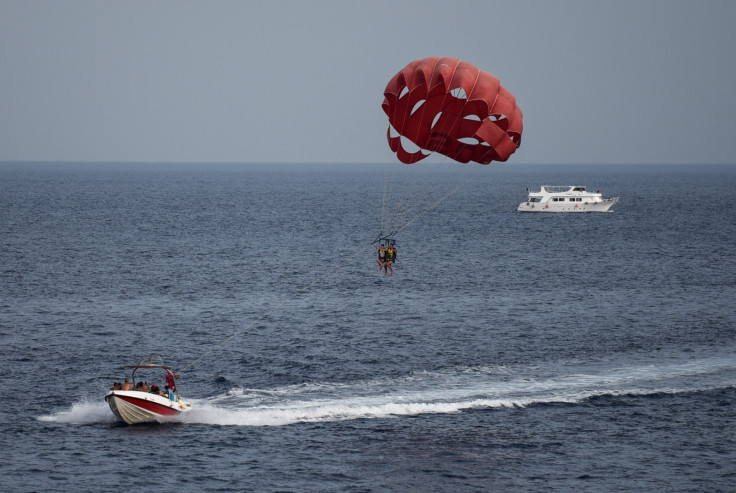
left=384, top=242, right=397, bottom=276
left=376, top=243, right=387, bottom=273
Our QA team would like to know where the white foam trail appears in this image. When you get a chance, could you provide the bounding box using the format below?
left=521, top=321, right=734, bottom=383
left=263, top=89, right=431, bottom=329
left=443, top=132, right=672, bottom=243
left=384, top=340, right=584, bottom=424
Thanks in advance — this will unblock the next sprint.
left=176, top=354, right=736, bottom=426
left=178, top=396, right=533, bottom=427
left=37, top=400, right=116, bottom=425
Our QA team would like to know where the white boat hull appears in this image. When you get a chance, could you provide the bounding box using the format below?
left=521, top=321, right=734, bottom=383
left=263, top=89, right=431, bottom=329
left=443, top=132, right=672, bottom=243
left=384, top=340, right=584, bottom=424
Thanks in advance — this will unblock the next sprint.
left=105, top=390, right=190, bottom=425
left=517, top=201, right=616, bottom=213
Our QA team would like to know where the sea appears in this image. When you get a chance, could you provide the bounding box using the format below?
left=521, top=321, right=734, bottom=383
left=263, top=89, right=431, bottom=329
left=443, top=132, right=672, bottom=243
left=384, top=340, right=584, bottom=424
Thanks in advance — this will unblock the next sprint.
left=1, top=162, right=734, bottom=492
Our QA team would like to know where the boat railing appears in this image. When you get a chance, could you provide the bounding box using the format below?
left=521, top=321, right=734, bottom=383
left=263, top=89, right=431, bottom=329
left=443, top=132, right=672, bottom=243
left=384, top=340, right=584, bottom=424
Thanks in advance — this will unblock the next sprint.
left=542, top=185, right=574, bottom=193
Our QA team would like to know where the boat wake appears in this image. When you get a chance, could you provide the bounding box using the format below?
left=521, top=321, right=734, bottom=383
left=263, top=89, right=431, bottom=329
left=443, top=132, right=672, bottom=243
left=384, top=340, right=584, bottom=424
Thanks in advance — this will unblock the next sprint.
left=39, top=353, right=736, bottom=426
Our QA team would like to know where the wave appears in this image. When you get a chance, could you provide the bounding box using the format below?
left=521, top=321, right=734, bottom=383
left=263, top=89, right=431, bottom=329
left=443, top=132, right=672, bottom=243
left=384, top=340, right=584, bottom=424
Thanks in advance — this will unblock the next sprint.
left=39, top=354, right=736, bottom=427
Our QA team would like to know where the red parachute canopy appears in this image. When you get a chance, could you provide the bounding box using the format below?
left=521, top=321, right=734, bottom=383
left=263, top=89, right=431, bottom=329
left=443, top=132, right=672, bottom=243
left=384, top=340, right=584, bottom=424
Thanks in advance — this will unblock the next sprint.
left=382, top=57, right=523, bottom=165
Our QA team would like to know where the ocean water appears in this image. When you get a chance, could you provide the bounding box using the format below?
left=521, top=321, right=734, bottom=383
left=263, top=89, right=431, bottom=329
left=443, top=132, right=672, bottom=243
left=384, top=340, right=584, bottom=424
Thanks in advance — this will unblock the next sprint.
left=1, top=162, right=734, bottom=492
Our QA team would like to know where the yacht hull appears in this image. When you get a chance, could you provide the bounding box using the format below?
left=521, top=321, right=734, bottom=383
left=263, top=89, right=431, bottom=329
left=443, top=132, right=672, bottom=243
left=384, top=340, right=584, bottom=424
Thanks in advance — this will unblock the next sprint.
left=517, top=202, right=616, bottom=212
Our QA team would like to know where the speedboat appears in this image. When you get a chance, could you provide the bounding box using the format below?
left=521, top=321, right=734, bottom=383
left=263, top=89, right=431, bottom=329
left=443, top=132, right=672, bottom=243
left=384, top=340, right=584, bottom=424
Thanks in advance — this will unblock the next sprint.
left=517, top=185, right=619, bottom=212
left=105, top=354, right=191, bottom=424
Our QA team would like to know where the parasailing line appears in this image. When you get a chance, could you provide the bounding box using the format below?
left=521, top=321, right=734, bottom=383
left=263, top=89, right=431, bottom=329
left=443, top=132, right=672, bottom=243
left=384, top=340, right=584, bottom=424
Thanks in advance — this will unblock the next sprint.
left=180, top=240, right=376, bottom=373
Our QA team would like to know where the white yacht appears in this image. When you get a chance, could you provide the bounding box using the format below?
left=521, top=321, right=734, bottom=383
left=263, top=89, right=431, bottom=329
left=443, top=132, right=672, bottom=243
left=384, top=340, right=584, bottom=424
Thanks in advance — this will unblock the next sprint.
left=517, top=186, right=619, bottom=213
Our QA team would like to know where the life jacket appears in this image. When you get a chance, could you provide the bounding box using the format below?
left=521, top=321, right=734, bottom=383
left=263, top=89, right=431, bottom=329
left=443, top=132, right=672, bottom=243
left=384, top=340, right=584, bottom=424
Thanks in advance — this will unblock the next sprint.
left=386, top=248, right=395, bottom=261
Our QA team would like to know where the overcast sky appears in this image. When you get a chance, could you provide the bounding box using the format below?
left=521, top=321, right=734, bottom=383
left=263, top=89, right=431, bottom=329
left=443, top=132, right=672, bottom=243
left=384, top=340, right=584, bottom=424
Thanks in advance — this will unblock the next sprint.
left=2, top=1, right=735, bottom=165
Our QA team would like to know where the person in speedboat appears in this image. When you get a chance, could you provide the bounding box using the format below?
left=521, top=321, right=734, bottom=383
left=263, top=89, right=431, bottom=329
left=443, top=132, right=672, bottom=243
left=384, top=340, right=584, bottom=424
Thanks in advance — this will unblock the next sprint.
left=135, top=381, right=151, bottom=392
left=165, top=385, right=176, bottom=401
left=165, top=370, right=179, bottom=392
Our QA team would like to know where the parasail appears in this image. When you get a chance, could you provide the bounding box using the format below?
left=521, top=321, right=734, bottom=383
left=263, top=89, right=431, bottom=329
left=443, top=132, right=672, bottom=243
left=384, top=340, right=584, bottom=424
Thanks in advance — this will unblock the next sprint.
left=382, top=57, right=523, bottom=165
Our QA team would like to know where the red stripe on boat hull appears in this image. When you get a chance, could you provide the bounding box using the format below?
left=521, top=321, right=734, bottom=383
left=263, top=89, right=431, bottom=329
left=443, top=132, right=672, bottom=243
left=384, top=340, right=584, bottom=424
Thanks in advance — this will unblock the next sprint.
left=115, top=395, right=180, bottom=416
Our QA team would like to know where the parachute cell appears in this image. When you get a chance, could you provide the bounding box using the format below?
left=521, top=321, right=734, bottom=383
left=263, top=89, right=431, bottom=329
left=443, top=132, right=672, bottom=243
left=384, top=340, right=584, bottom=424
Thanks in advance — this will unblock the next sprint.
left=382, top=57, right=523, bottom=165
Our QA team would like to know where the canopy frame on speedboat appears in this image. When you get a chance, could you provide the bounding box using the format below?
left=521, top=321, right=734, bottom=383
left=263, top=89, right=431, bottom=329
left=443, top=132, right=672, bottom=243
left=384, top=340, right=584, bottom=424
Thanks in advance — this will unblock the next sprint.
left=123, top=354, right=183, bottom=402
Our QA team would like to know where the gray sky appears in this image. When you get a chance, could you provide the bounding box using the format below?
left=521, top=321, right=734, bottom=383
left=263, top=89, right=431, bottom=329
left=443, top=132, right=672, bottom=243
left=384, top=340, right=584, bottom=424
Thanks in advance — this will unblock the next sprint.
left=2, top=0, right=735, bottom=165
